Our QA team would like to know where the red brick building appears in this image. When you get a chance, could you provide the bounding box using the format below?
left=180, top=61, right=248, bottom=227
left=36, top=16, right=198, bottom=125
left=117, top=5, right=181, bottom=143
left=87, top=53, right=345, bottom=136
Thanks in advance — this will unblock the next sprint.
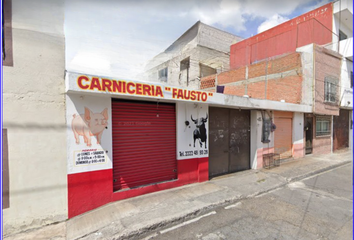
left=200, top=1, right=351, bottom=157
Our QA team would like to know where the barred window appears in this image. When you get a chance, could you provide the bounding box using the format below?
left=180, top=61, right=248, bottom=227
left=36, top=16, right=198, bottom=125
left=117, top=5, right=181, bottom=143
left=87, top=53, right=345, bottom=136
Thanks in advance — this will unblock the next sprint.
left=316, top=117, right=331, bottom=136
left=324, top=76, right=337, bottom=103
left=158, top=67, right=168, bottom=82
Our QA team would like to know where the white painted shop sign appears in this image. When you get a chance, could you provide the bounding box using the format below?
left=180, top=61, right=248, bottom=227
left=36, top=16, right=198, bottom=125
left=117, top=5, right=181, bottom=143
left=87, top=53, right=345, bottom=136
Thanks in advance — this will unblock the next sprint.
left=66, top=72, right=218, bottom=103
left=74, top=149, right=107, bottom=167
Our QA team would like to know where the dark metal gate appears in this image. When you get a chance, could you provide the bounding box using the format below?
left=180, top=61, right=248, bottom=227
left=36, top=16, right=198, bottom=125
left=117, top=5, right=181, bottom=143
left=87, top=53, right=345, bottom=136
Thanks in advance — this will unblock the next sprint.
left=305, top=116, right=313, bottom=154
left=112, top=99, right=177, bottom=191
left=209, top=107, right=250, bottom=178
left=333, top=109, right=349, bottom=151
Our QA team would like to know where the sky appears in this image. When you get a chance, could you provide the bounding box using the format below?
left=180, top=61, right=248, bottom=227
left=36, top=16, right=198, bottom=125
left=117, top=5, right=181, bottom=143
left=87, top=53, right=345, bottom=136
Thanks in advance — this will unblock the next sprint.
left=65, top=0, right=332, bottom=81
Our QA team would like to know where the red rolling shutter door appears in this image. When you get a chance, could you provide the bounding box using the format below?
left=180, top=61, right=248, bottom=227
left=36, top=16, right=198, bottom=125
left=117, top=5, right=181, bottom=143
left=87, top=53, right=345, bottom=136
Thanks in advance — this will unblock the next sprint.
left=112, top=100, right=177, bottom=191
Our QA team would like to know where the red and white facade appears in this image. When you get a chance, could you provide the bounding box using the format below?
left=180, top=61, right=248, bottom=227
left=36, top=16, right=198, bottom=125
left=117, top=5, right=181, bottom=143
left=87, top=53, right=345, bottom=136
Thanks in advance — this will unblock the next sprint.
left=65, top=72, right=309, bottom=217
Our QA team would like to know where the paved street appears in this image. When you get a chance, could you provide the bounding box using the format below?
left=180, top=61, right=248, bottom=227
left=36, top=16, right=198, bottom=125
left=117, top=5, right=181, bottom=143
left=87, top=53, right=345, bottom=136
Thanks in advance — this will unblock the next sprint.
left=4, top=151, right=351, bottom=240
left=141, top=163, right=353, bottom=240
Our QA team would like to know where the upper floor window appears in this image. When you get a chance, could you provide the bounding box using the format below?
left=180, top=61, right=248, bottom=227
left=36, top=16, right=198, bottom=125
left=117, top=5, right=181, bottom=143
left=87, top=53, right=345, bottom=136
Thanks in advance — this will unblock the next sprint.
left=339, top=30, right=347, bottom=41
left=324, top=76, right=338, bottom=103
left=158, top=67, right=168, bottom=82
left=180, top=57, right=190, bottom=71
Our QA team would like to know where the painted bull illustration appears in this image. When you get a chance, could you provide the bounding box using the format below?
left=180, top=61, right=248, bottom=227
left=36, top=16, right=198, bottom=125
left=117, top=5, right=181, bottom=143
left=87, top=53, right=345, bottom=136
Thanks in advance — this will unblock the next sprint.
left=191, top=113, right=208, bottom=149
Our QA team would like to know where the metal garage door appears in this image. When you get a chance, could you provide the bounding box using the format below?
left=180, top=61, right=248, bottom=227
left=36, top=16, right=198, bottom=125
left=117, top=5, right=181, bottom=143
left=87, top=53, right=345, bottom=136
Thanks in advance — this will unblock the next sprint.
left=209, top=107, right=250, bottom=178
left=333, top=109, right=349, bottom=151
left=274, top=111, right=293, bottom=159
left=112, top=100, right=177, bottom=191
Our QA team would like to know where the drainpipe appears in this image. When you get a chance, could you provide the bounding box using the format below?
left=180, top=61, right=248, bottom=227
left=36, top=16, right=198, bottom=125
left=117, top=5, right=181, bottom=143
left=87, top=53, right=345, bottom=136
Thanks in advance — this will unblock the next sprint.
left=264, top=60, right=269, bottom=100
left=331, top=115, right=334, bottom=153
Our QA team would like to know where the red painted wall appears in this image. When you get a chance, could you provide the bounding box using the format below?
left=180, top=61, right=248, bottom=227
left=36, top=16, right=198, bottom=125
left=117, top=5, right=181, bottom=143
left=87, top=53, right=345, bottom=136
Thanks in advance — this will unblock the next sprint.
left=68, top=157, right=208, bottom=218
left=67, top=169, right=113, bottom=218
left=230, top=3, right=333, bottom=69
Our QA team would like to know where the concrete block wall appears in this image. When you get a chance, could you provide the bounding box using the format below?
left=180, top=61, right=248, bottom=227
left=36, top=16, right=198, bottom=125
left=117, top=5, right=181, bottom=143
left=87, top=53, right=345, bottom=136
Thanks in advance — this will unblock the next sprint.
left=198, top=23, right=242, bottom=53
left=145, top=46, right=231, bottom=90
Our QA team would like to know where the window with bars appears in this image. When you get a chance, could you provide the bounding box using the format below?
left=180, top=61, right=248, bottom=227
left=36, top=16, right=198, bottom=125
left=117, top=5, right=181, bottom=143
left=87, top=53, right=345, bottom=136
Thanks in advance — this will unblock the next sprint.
left=158, top=67, right=168, bottom=82
left=324, top=76, right=337, bottom=103
left=316, top=117, right=331, bottom=136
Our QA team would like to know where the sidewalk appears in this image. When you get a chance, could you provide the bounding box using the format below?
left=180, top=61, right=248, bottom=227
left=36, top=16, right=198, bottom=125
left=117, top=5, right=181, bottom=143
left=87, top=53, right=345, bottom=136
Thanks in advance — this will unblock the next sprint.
left=4, top=150, right=352, bottom=240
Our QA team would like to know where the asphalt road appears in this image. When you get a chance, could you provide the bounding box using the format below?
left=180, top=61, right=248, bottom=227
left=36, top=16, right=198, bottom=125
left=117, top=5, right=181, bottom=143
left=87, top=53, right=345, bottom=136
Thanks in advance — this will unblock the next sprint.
left=140, top=163, right=353, bottom=240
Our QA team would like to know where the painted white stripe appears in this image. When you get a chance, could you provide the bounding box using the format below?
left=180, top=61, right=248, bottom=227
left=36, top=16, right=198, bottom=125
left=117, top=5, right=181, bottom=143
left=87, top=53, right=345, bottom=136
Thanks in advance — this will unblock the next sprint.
left=224, top=202, right=242, bottom=209
left=141, top=233, right=158, bottom=240
left=160, top=211, right=217, bottom=234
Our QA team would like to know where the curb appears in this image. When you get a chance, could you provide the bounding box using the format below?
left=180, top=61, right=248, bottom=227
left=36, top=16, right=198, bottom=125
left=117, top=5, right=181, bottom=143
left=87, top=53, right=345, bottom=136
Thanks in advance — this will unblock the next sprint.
left=5, top=160, right=352, bottom=240
left=287, top=161, right=351, bottom=183
left=109, top=160, right=352, bottom=240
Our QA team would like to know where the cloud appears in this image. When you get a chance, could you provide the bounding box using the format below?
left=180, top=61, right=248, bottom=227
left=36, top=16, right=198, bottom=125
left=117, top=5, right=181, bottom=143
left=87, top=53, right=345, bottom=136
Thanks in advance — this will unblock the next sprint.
left=257, top=14, right=289, bottom=33
left=65, top=0, right=330, bottom=80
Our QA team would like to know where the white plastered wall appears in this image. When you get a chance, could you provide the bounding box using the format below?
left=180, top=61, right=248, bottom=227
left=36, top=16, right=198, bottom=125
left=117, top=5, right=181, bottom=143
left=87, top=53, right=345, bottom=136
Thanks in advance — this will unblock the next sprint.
left=350, top=110, right=353, bottom=150
left=66, top=94, right=113, bottom=175
left=339, top=58, right=353, bottom=109
left=292, top=112, right=305, bottom=158
left=250, top=110, right=275, bottom=169
left=176, top=102, right=209, bottom=160
left=2, top=0, right=67, bottom=235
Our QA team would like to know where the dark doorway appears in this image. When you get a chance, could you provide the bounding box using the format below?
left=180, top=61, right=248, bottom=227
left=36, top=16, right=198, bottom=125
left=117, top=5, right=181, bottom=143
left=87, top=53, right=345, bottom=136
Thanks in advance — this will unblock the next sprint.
left=305, top=116, right=313, bottom=154
left=209, top=107, right=250, bottom=178
left=333, top=109, right=349, bottom=151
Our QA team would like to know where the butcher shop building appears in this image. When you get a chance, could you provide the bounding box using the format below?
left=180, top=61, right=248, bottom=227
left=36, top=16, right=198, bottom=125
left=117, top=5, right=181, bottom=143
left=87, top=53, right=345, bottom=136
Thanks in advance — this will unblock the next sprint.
left=65, top=72, right=309, bottom=217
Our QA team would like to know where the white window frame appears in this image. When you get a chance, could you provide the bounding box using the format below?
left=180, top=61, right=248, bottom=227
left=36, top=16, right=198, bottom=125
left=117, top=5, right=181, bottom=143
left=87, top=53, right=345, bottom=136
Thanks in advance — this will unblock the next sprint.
left=324, top=76, right=337, bottom=103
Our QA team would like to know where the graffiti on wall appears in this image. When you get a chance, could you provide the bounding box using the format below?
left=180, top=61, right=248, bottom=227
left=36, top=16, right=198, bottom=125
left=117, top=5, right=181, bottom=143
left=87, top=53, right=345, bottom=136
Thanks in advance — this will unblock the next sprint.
left=72, top=107, right=108, bottom=147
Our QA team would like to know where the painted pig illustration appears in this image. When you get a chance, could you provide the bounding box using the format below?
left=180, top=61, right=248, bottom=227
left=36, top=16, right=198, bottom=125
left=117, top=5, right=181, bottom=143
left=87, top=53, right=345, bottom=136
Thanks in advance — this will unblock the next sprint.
left=72, top=107, right=108, bottom=147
